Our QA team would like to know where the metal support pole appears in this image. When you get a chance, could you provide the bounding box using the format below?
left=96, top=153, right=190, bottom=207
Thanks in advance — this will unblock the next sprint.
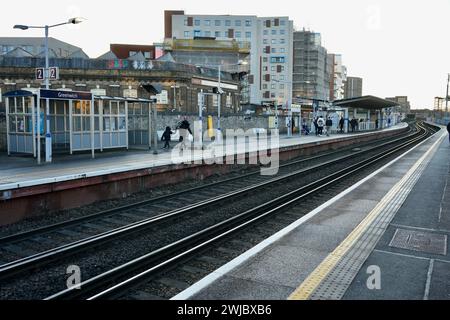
left=446, top=73, right=449, bottom=118
left=287, top=82, right=292, bottom=137
left=217, top=65, right=222, bottom=142
left=152, top=103, right=158, bottom=155
left=44, top=25, right=52, bottom=163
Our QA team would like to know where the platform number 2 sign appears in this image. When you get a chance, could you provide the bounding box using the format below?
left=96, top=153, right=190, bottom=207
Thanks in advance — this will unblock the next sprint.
left=36, top=67, right=59, bottom=81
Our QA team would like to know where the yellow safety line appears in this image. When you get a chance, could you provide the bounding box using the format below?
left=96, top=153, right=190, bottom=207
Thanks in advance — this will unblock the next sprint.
left=288, top=132, right=445, bottom=300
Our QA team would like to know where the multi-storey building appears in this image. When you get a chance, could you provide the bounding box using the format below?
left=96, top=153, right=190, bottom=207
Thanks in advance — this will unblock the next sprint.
left=292, top=30, right=330, bottom=101
left=344, top=76, right=363, bottom=99
left=328, top=53, right=347, bottom=101
left=165, top=10, right=293, bottom=107
left=386, top=96, right=411, bottom=114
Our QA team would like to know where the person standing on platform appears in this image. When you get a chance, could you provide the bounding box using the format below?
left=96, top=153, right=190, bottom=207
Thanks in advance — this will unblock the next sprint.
left=317, top=116, right=325, bottom=136
left=339, top=117, right=344, bottom=133
left=313, top=117, right=319, bottom=136
left=325, top=117, right=333, bottom=137
left=375, top=119, right=379, bottom=130
left=161, top=126, right=173, bottom=149
left=177, top=117, right=193, bottom=151
left=447, top=122, right=450, bottom=143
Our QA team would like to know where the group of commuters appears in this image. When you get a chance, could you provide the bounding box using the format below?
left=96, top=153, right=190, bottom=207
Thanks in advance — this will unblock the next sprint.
left=312, top=116, right=334, bottom=137
left=160, top=118, right=192, bottom=150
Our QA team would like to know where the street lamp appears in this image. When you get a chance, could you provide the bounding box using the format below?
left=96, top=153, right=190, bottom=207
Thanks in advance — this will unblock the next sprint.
left=14, top=17, right=84, bottom=163
left=171, top=84, right=180, bottom=112
left=216, top=60, right=248, bottom=142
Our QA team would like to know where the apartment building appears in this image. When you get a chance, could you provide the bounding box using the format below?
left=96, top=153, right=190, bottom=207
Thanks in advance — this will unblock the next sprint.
left=386, top=96, right=411, bottom=114
left=328, top=53, right=347, bottom=101
left=165, top=10, right=293, bottom=107
left=292, top=30, right=330, bottom=101
left=344, top=76, right=363, bottom=99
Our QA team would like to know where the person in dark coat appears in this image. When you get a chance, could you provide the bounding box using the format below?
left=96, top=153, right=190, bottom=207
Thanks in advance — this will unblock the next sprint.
left=313, top=117, right=319, bottom=136
left=176, top=118, right=192, bottom=150
left=339, top=117, right=344, bottom=133
left=161, top=126, right=173, bottom=149
left=447, top=122, right=450, bottom=143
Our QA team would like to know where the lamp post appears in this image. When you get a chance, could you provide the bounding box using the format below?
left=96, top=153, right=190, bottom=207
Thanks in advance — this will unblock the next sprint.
left=14, top=17, right=84, bottom=163
left=171, top=84, right=180, bottom=112
left=200, top=60, right=248, bottom=142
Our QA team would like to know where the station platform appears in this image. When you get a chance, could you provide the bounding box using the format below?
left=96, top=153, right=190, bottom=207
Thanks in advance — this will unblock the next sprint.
left=0, top=123, right=408, bottom=225
left=0, top=124, right=406, bottom=192
left=172, top=124, right=450, bottom=300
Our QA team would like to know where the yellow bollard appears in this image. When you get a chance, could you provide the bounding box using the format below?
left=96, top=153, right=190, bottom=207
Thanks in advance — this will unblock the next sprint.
left=207, top=115, right=214, bottom=138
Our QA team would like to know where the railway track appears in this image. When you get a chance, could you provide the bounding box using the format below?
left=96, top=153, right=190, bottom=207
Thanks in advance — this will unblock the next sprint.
left=0, top=125, right=412, bottom=259
left=0, top=122, right=437, bottom=300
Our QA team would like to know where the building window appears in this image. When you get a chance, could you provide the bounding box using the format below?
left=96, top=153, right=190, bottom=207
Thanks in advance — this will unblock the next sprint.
left=263, top=57, right=268, bottom=62
left=271, top=66, right=276, bottom=71
left=280, top=19, right=286, bottom=26
left=263, top=84, right=268, bottom=89
left=194, top=30, right=201, bottom=37
left=279, top=92, right=285, bottom=98
left=263, top=66, right=268, bottom=71
left=215, top=20, right=221, bottom=26
left=235, top=31, right=241, bottom=38
left=280, top=75, right=285, bottom=80
left=235, top=20, right=241, bottom=26
left=271, top=92, right=276, bottom=98
left=205, top=31, right=211, bottom=37
left=245, top=20, right=252, bottom=26
left=245, top=32, right=251, bottom=38
left=271, top=48, right=276, bottom=53
left=270, top=56, right=285, bottom=63
left=271, top=84, right=276, bottom=89
left=271, top=29, right=277, bottom=35
left=280, top=48, right=285, bottom=53
left=280, top=29, right=285, bottom=35
left=225, top=20, right=231, bottom=26
left=263, top=39, right=268, bottom=44
left=271, top=39, right=277, bottom=44
left=280, top=38, right=286, bottom=44
left=184, top=31, right=190, bottom=38
left=263, top=30, right=268, bottom=35
left=215, top=31, right=221, bottom=38
left=224, top=31, right=229, bottom=37
left=204, top=20, right=211, bottom=26
left=194, top=19, right=200, bottom=26
left=279, top=84, right=285, bottom=89
left=184, top=19, right=188, bottom=26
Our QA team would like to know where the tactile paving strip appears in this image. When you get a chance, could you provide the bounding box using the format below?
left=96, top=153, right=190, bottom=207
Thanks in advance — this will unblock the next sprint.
left=289, top=132, right=445, bottom=300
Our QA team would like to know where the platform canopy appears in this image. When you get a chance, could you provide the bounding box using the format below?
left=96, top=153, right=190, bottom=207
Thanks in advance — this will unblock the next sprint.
left=333, top=95, right=399, bottom=110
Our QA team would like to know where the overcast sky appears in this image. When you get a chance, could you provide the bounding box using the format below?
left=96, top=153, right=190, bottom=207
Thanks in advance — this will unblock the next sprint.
left=2, top=0, right=449, bottom=109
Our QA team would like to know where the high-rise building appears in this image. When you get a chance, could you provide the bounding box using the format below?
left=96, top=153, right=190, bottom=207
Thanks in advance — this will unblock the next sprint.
left=292, top=30, right=330, bottom=101
left=386, top=96, right=411, bottom=114
left=165, top=10, right=294, bottom=107
left=344, top=76, right=363, bottom=99
left=328, top=53, right=347, bottom=101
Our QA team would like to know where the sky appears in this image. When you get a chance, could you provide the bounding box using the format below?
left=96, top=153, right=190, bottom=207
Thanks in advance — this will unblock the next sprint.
left=1, top=0, right=449, bottom=109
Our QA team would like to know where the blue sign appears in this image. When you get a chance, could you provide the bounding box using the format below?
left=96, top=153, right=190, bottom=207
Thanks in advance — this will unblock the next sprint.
left=40, top=89, right=92, bottom=101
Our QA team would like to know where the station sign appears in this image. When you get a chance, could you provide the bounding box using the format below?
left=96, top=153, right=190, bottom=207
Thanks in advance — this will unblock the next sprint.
left=36, top=67, right=59, bottom=81
left=40, top=89, right=92, bottom=101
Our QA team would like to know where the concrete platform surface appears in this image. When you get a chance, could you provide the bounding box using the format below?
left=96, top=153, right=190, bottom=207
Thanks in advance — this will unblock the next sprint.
left=171, top=124, right=448, bottom=300
left=0, top=124, right=406, bottom=191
